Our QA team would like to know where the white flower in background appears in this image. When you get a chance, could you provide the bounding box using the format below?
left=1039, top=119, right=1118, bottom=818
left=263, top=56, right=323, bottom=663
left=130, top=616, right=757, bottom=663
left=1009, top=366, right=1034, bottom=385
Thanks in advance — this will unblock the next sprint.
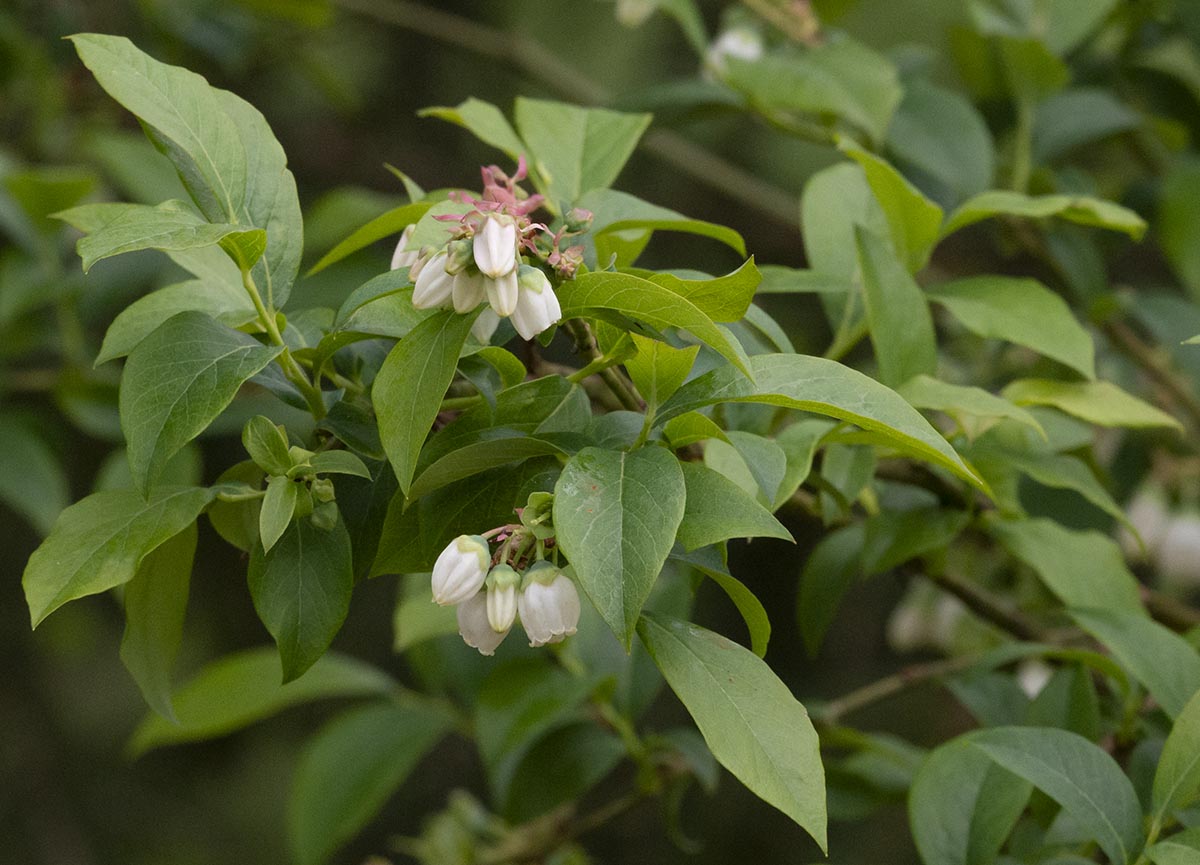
left=1159, top=510, right=1200, bottom=590
left=412, top=251, right=454, bottom=309
left=1016, top=660, right=1054, bottom=699
left=457, top=592, right=509, bottom=655
left=518, top=563, right=581, bottom=646
left=1118, top=484, right=1171, bottom=560
left=473, top=214, right=519, bottom=279
left=485, top=564, right=521, bottom=633
left=452, top=270, right=487, bottom=314
left=430, top=535, right=491, bottom=606
left=704, top=26, right=764, bottom=78
left=472, top=308, right=500, bottom=343
left=615, top=0, right=656, bottom=27
left=390, top=225, right=418, bottom=271
left=511, top=265, right=562, bottom=340
left=486, top=268, right=520, bottom=317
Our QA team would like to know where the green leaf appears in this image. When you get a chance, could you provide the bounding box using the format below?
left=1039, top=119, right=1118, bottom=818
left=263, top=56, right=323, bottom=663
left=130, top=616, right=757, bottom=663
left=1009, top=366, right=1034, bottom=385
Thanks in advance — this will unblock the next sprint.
left=392, top=573, right=458, bottom=651
left=725, top=39, right=901, bottom=145
left=307, top=450, right=372, bottom=479
left=0, top=416, right=69, bottom=535
left=557, top=271, right=751, bottom=376
left=503, top=722, right=625, bottom=823
left=1033, top=88, right=1141, bottom=163
left=840, top=139, right=944, bottom=273
left=927, top=277, right=1095, bottom=378
left=909, top=737, right=1031, bottom=865
left=1146, top=831, right=1200, bottom=865
left=637, top=613, right=827, bottom=850
left=643, top=259, right=762, bottom=323
left=855, top=225, right=938, bottom=387
left=243, top=415, right=292, bottom=476
left=662, top=411, right=730, bottom=449
left=259, top=475, right=298, bottom=553
left=941, top=189, right=1147, bottom=240
left=1069, top=608, right=1200, bottom=720
left=374, top=309, right=478, bottom=495
left=987, top=517, right=1144, bottom=615
left=408, top=434, right=570, bottom=500
left=128, top=648, right=395, bottom=755
left=23, top=486, right=215, bottom=627
left=120, top=523, right=197, bottom=720
left=248, top=514, right=354, bottom=682
left=677, top=462, right=791, bottom=551
left=1002, top=379, right=1183, bottom=432
left=657, top=354, right=983, bottom=489
left=862, top=507, right=971, bottom=576
left=554, top=447, right=686, bottom=645
left=288, top=701, right=455, bottom=865
left=95, top=279, right=257, bottom=366
left=120, top=311, right=283, bottom=494
left=798, top=523, right=864, bottom=656
left=1159, top=160, right=1200, bottom=302
left=68, top=199, right=263, bottom=273
left=625, top=334, right=700, bottom=411
left=513, top=98, right=651, bottom=204
left=420, top=97, right=526, bottom=160
left=801, top=162, right=889, bottom=281
left=579, top=188, right=746, bottom=262
left=1153, top=690, right=1200, bottom=822
left=306, top=200, right=432, bottom=275
left=670, top=545, right=773, bottom=657
left=898, top=375, right=1043, bottom=438
left=968, top=727, right=1145, bottom=865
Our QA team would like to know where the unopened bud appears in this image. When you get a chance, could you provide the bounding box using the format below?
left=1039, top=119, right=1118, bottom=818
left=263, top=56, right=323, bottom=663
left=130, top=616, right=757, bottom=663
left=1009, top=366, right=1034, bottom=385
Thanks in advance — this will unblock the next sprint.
left=564, top=208, right=593, bottom=233
left=486, top=564, right=521, bottom=632
left=311, top=477, right=335, bottom=502
left=310, top=500, right=338, bottom=531
left=443, top=238, right=475, bottom=275
left=431, top=535, right=490, bottom=606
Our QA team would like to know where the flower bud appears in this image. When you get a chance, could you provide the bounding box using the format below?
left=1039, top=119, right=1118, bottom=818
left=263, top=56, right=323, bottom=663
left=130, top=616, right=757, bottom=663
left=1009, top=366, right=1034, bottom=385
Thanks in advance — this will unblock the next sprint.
left=473, top=214, right=519, bottom=278
left=1159, top=510, right=1200, bottom=591
left=471, top=307, right=500, bottom=343
left=412, top=251, right=454, bottom=309
left=310, top=500, right=338, bottom=532
left=457, top=591, right=509, bottom=655
left=390, top=225, right=418, bottom=271
left=452, top=270, right=487, bottom=314
left=486, top=564, right=521, bottom=633
left=487, top=269, right=520, bottom=317
left=310, top=477, right=335, bottom=502
left=407, top=246, right=437, bottom=282
left=443, top=238, right=475, bottom=275
left=518, top=564, right=581, bottom=647
left=431, top=534, right=490, bottom=606
left=510, top=265, right=562, bottom=340
left=564, top=208, right=593, bottom=233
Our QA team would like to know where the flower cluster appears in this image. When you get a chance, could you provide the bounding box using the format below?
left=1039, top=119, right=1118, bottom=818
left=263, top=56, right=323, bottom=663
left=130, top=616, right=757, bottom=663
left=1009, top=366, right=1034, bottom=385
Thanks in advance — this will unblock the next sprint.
left=429, top=507, right=581, bottom=655
left=391, top=158, right=566, bottom=343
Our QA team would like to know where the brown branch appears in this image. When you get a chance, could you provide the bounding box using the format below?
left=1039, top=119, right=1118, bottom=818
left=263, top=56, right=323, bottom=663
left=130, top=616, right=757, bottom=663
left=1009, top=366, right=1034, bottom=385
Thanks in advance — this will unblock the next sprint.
left=923, top=569, right=1049, bottom=642
left=818, top=655, right=976, bottom=723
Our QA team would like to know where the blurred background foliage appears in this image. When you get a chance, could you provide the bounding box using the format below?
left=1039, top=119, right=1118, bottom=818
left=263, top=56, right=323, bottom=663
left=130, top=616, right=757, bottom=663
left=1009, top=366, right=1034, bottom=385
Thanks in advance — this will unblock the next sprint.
left=5, top=1, right=1200, bottom=863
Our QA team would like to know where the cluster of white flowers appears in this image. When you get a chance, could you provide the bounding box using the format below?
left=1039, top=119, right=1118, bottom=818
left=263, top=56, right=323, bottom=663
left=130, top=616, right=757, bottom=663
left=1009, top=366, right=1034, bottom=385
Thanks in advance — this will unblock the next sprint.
left=430, top=534, right=581, bottom=655
left=1120, top=484, right=1200, bottom=591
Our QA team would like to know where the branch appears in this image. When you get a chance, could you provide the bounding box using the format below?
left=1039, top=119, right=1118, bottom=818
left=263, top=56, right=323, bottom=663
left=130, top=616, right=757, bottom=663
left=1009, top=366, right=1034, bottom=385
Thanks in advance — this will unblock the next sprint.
left=563, top=319, right=644, bottom=412
left=923, top=569, right=1049, bottom=642
left=817, top=655, right=976, bottom=723
left=1103, top=318, right=1200, bottom=437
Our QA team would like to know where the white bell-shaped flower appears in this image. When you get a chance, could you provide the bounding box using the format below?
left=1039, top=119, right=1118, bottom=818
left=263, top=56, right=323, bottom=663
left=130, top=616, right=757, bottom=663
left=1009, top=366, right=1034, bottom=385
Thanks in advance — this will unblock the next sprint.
left=457, top=592, right=509, bottom=655
left=704, top=27, right=763, bottom=77
left=510, top=266, right=562, bottom=340
left=487, top=268, right=520, bottom=317
left=518, top=563, right=581, bottom=646
left=486, top=564, right=520, bottom=633
left=390, top=225, right=418, bottom=270
left=452, top=270, right=487, bottom=314
left=472, top=308, right=501, bottom=343
left=473, top=214, right=519, bottom=278
left=1015, top=660, right=1053, bottom=699
left=412, top=251, right=454, bottom=309
left=430, top=534, right=490, bottom=606
left=1159, top=510, right=1200, bottom=590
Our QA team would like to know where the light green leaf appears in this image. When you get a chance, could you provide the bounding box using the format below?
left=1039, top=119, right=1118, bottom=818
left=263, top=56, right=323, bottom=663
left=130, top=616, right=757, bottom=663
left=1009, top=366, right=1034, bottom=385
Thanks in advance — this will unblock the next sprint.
left=120, top=523, right=197, bottom=720
left=557, top=271, right=751, bottom=376
left=1153, top=690, right=1200, bottom=822
left=1069, top=608, right=1200, bottom=720
left=840, top=139, right=943, bottom=273
left=420, top=97, right=526, bottom=160
left=942, top=189, right=1146, bottom=240
left=657, top=354, right=983, bottom=489
left=259, top=475, right=297, bottom=553
left=677, top=462, right=791, bottom=551
left=579, top=188, right=746, bottom=262
left=662, top=411, right=730, bottom=449
left=374, top=309, right=478, bottom=495
left=23, top=486, right=214, bottom=627
left=513, top=98, right=651, bottom=204
left=671, top=545, right=773, bottom=657
left=0, top=416, right=69, bottom=535
left=120, top=311, right=283, bottom=495
left=288, top=701, right=455, bottom=865
left=1002, top=379, right=1183, bottom=432
left=1146, top=832, right=1200, bottom=865
left=855, top=225, right=938, bottom=387
left=1159, top=159, right=1200, bottom=302
left=928, top=277, right=1095, bottom=378
left=307, top=450, right=372, bottom=479
left=128, top=648, right=396, bottom=755
left=898, top=375, right=1043, bottom=437
left=968, top=727, right=1145, bottom=865
left=638, top=613, right=827, bottom=850
left=249, top=514, right=354, bottom=682
left=306, top=201, right=432, bottom=275
left=554, top=447, right=685, bottom=645
left=242, top=415, right=292, bottom=476
left=626, top=334, right=700, bottom=411
left=643, top=259, right=762, bottom=323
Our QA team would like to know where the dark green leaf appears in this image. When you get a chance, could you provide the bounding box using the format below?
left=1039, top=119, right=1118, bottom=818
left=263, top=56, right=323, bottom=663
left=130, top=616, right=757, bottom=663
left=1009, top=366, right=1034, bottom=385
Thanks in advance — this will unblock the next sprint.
left=0, top=416, right=68, bottom=535
left=671, top=544, right=772, bottom=657
left=1152, top=690, right=1200, bottom=822
left=677, top=462, right=791, bottom=551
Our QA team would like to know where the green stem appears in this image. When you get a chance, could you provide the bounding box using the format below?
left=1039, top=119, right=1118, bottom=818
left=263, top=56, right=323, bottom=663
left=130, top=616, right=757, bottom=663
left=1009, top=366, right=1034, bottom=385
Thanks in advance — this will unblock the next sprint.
left=817, top=655, right=977, bottom=724
left=440, top=394, right=483, bottom=412
left=240, top=267, right=328, bottom=420
left=1010, top=99, right=1034, bottom=193
left=563, top=319, right=644, bottom=412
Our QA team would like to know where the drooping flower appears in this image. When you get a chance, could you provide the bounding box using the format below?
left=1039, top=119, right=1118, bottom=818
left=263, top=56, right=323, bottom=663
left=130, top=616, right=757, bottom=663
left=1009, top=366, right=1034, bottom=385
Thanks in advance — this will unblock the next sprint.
left=510, top=265, right=561, bottom=340
left=412, top=251, right=454, bottom=309
left=451, top=270, right=487, bottom=314
left=487, top=268, right=520, bottom=317
left=486, top=564, right=521, bottom=633
left=473, top=214, right=519, bottom=279
left=472, top=307, right=501, bottom=343
left=457, top=592, right=509, bottom=655
left=518, top=563, right=581, bottom=646
left=390, top=224, right=418, bottom=271
left=430, top=535, right=490, bottom=606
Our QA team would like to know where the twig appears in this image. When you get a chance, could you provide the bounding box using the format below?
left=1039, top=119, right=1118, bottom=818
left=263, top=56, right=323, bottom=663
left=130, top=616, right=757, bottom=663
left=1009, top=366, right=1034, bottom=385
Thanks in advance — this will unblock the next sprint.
left=1140, top=585, right=1200, bottom=632
left=924, top=569, right=1049, bottom=642
left=818, top=655, right=976, bottom=723
left=1103, top=318, right=1200, bottom=436
left=563, top=319, right=644, bottom=412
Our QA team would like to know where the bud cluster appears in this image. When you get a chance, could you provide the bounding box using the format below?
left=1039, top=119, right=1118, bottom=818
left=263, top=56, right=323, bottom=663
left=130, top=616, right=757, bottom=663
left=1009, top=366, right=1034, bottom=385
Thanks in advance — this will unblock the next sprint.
left=429, top=494, right=581, bottom=655
left=391, top=157, right=574, bottom=342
